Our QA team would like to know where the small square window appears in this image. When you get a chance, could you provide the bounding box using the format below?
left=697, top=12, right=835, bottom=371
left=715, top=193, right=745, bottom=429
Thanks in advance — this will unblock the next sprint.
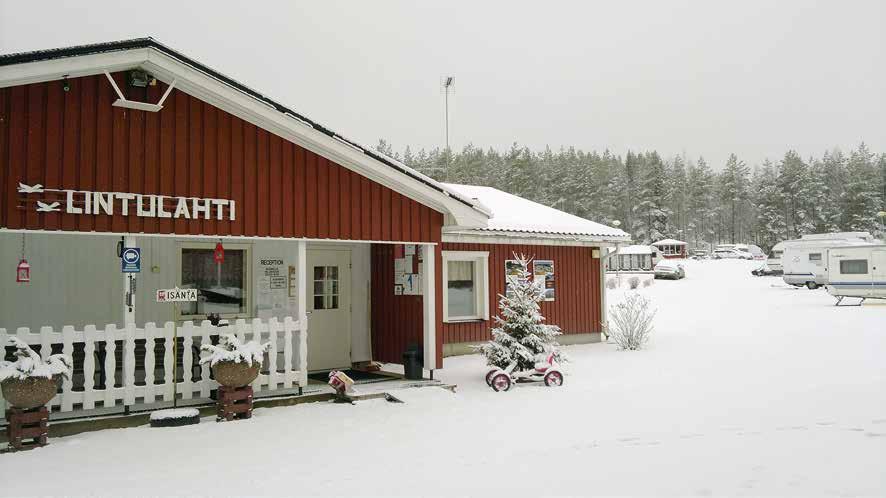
left=809, top=253, right=822, bottom=262
left=443, top=251, right=490, bottom=322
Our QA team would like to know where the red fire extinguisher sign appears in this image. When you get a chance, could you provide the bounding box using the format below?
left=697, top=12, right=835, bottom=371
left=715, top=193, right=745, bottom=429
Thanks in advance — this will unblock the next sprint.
left=214, top=242, right=224, bottom=264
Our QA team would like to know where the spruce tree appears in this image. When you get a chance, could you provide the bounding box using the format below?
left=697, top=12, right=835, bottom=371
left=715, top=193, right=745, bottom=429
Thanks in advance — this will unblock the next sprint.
left=719, top=154, right=751, bottom=243
left=636, top=152, right=672, bottom=242
left=476, top=256, right=562, bottom=371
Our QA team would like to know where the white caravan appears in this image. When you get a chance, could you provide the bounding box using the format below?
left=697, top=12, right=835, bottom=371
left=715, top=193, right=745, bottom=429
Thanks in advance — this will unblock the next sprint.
left=780, top=232, right=878, bottom=289
left=824, top=245, right=886, bottom=305
left=767, top=242, right=785, bottom=274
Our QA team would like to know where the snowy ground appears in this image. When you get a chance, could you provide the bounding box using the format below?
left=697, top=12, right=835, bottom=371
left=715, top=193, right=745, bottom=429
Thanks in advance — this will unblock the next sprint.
left=2, top=260, right=884, bottom=497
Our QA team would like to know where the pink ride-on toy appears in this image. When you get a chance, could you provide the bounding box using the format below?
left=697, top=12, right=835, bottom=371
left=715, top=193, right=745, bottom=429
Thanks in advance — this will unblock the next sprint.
left=484, top=352, right=564, bottom=392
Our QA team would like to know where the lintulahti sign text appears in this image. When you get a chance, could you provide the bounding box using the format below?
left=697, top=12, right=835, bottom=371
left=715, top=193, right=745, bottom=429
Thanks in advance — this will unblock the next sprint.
left=18, top=182, right=236, bottom=221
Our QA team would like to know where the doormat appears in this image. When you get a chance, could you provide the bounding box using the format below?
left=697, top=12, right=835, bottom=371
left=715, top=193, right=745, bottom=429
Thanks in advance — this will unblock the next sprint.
left=307, top=369, right=398, bottom=385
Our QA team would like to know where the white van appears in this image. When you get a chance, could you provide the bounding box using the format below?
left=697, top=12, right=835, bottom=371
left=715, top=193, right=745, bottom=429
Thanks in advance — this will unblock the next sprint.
left=824, top=245, right=886, bottom=305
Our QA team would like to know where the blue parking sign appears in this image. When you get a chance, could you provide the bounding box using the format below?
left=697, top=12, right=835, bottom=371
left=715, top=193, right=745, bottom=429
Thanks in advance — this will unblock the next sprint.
left=122, top=247, right=141, bottom=273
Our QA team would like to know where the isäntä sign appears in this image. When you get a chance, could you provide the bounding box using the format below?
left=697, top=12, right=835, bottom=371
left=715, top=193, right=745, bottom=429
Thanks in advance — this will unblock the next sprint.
left=17, top=183, right=236, bottom=221
left=156, top=288, right=199, bottom=303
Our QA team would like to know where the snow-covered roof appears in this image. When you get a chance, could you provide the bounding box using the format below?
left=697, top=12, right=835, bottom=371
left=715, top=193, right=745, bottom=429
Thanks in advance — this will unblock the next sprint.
left=799, top=232, right=875, bottom=242
left=652, top=239, right=687, bottom=246
left=441, top=184, right=630, bottom=241
left=615, top=245, right=654, bottom=255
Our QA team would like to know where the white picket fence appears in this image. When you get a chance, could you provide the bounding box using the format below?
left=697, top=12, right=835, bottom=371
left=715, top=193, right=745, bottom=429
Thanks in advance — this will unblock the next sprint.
left=0, top=317, right=307, bottom=422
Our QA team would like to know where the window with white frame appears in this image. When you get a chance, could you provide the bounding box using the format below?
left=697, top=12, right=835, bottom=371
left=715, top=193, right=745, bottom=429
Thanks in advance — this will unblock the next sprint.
left=442, top=251, right=490, bottom=322
left=179, top=242, right=250, bottom=319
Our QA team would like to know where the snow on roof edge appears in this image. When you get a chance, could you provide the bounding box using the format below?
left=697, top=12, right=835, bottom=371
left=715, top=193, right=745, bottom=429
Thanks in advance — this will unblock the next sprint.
left=442, top=183, right=630, bottom=240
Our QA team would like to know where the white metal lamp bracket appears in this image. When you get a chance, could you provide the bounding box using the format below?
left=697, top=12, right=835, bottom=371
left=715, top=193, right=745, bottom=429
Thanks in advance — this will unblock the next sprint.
left=103, top=70, right=176, bottom=112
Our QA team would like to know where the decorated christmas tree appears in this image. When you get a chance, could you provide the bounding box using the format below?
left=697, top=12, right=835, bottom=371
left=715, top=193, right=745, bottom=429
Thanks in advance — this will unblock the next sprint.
left=477, top=255, right=562, bottom=370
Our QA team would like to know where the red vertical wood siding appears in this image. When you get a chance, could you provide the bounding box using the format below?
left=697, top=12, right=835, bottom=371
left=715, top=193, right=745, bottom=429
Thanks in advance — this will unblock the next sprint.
left=0, top=73, right=443, bottom=243
left=441, top=243, right=603, bottom=344
left=369, top=227, right=445, bottom=368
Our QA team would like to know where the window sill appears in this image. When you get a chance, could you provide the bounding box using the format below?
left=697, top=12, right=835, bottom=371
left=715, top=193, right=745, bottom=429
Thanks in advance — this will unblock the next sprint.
left=444, top=317, right=487, bottom=324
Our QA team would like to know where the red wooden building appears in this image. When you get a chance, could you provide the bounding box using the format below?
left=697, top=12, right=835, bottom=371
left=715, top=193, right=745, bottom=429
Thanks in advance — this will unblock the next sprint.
left=0, top=38, right=629, bottom=404
left=651, top=239, right=688, bottom=259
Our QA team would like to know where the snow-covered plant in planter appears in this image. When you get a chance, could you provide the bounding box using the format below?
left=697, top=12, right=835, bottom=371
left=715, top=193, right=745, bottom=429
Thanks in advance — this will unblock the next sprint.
left=0, top=338, right=71, bottom=409
left=607, top=292, right=657, bottom=350
left=200, top=335, right=270, bottom=388
left=476, top=255, right=563, bottom=371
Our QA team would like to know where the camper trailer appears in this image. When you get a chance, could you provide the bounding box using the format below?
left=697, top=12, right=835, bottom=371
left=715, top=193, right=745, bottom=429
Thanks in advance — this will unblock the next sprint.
left=767, top=242, right=785, bottom=274
left=824, top=245, right=886, bottom=305
left=778, top=232, right=879, bottom=288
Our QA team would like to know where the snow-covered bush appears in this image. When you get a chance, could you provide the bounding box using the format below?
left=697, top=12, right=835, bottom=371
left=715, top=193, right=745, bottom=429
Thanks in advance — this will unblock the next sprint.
left=200, top=335, right=270, bottom=368
left=0, top=337, right=71, bottom=382
left=475, top=255, right=563, bottom=370
left=606, top=278, right=617, bottom=290
left=628, top=276, right=640, bottom=289
left=607, top=293, right=656, bottom=351
left=642, top=278, right=653, bottom=288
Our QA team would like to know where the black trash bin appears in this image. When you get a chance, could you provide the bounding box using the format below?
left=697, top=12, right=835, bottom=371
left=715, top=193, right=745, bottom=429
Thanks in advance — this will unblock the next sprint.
left=402, top=345, right=423, bottom=380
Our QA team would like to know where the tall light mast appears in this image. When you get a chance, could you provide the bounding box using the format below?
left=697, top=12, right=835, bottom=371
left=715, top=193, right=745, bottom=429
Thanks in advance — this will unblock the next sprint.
left=442, top=76, right=454, bottom=150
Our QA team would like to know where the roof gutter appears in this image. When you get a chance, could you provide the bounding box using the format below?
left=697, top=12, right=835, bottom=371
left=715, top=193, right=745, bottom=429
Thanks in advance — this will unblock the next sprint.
left=443, top=229, right=631, bottom=246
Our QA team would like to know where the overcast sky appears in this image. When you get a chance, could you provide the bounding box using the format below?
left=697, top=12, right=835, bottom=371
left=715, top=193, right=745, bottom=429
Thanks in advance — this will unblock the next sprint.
left=2, top=1, right=883, bottom=168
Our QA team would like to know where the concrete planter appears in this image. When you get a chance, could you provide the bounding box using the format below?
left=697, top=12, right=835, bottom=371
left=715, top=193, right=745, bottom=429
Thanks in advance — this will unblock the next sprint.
left=1, top=375, right=60, bottom=409
left=212, top=361, right=260, bottom=388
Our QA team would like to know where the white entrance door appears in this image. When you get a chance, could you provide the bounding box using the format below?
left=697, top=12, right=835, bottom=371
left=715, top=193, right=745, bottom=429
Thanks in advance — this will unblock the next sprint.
left=307, top=249, right=351, bottom=371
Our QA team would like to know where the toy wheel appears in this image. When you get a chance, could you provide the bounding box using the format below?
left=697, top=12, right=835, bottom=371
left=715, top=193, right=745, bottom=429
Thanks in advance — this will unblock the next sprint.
left=485, top=369, right=499, bottom=386
left=544, top=370, right=564, bottom=387
left=491, top=373, right=511, bottom=392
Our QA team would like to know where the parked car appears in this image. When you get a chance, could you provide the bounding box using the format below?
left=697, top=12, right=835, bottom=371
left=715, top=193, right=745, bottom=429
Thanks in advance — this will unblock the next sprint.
left=713, top=248, right=753, bottom=260
left=690, top=250, right=709, bottom=260
left=654, top=260, right=686, bottom=279
left=747, top=244, right=767, bottom=260
left=751, top=264, right=777, bottom=276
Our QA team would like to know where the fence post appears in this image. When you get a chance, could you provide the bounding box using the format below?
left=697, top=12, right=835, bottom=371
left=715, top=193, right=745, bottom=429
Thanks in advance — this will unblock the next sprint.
left=123, top=322, right=136, bottom=406
left=282, top=317, right=293, bottom=389
left=61, top=325, right=75, bottom=412
left=249, top=318, right=263, bottom=391
left=267, top=318, right=279, bottom=390
left=181, top=321, right=194, bottom=400
left=198, top=320, right=212, bottom=399
left=144, top=323, right=156, bottom=404
left=83, top=325, right=97, bottom=409
left=104, top=324, right=117, bottom=409
left=298, top=318, right=308, bottom=388
left=162, top=322, right=175, bottom=402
